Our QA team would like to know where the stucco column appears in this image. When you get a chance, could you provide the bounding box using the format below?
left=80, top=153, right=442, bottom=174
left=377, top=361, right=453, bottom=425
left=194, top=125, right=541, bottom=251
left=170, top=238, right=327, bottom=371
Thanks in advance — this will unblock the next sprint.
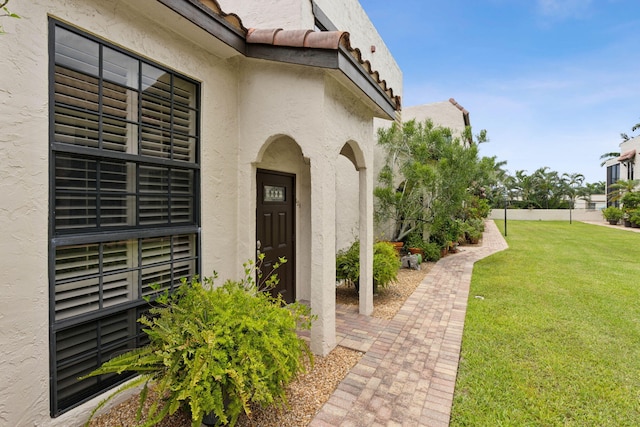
left=310, top=157, right=337, bottom=355
left=358, top=166, right=374, bottom=315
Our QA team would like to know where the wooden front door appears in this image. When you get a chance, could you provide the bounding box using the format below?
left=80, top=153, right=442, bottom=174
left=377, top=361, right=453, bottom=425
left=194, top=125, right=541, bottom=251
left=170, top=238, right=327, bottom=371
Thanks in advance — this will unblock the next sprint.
left=256, top=170, right=295, bottom=303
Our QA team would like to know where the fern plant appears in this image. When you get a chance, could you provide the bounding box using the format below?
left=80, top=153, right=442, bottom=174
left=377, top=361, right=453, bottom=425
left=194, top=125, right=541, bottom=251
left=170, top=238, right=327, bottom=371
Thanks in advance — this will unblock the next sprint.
left=82, top=256, right=313, bottom=427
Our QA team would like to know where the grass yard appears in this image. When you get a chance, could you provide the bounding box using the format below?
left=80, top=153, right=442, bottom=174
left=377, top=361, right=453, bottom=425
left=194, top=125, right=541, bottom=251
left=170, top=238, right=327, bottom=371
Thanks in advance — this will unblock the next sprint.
left=451, top=221, right=640, bottom=426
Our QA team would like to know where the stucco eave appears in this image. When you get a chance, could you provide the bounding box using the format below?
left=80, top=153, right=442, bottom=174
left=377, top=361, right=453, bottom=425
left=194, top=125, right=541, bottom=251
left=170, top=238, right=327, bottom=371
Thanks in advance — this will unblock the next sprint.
left=156, top=0, right=246, bottom=56
left=246, top=44, right=339, bottom=68
left=245, top=44, right=395, bottom=120
left=337, top=48, right=396, bottom=120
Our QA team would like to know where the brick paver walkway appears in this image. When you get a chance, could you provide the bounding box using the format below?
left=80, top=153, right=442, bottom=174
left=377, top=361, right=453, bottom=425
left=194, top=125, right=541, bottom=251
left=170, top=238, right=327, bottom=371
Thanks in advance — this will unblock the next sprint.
left=310, top=220, right=508, bottom=427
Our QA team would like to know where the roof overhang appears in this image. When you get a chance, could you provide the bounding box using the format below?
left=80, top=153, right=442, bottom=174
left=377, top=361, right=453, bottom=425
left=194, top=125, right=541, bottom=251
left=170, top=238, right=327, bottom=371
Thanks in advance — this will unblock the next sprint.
left=155, top=0, right=400, bottom=120
left=246, top=43, right=398, bottom=119
left=156, top=0, right=247, bottom=55
left=618, top=150, right=636, bottom=162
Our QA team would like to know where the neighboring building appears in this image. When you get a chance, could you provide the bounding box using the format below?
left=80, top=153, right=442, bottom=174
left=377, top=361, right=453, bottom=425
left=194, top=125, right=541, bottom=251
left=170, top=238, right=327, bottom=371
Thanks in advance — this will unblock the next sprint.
left=575, top=194, right=606, bottom=211
left=0, top=0, right=400, bottom=424
left=403, top=98, right=471, bottom=143
left=373, top=98, right=472, bottom=240
left=605, top=136, right=640, bottom=207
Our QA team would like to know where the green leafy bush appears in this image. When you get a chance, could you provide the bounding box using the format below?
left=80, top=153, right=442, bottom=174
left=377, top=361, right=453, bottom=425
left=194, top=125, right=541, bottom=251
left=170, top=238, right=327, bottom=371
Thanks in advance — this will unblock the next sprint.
left=335, top=242, right=360, bottom=287
left=82, top=258, right=313, bottom=427
left=405, top=232, right=441, bottom=262
left=373, top=241, right=401, bottom=291
left=622, top=192, right=640, bottom=211
left=628, top=208, right=640, bottom=226
left=420, top=241, right=442, bottom=262
left=336, top=241, right=400, bottom=292
left=602, top=206, right=623, bottom=222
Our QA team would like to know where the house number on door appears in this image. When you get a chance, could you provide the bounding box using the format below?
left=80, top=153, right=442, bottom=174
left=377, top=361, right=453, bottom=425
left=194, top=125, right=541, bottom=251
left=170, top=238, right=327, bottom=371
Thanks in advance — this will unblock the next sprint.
left=264, top=185, right=285, bottom=202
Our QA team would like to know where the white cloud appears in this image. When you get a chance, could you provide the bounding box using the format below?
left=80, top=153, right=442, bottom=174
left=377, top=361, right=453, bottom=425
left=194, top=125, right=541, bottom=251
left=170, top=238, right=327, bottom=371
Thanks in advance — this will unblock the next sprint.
left=536, top=0, right=593, bottom=20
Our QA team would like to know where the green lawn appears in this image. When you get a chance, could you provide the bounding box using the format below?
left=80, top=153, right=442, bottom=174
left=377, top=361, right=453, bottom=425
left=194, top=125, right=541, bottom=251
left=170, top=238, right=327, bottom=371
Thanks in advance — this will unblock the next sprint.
left=451, top=221, right=640, bottom=426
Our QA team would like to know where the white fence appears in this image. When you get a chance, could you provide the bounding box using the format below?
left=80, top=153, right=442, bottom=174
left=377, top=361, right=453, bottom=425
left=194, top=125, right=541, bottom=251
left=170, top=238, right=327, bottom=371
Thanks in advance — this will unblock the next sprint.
left=489, top=208, right=605, bottom=222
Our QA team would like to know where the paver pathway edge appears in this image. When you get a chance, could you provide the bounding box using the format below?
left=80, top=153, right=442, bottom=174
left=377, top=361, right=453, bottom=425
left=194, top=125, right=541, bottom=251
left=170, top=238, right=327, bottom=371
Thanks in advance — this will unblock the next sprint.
left=310, top=220, right=508, bottom=427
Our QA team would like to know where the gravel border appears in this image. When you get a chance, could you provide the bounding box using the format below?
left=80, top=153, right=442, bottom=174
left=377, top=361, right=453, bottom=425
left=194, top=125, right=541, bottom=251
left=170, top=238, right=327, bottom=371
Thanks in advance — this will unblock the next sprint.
left=88, top=264, right=432, bottom=426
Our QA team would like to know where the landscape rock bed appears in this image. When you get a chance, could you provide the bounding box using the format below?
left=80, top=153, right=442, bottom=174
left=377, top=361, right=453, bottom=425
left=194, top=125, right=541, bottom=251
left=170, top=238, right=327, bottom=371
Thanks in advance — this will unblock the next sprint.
left=89, top=265, right=431, bottom=426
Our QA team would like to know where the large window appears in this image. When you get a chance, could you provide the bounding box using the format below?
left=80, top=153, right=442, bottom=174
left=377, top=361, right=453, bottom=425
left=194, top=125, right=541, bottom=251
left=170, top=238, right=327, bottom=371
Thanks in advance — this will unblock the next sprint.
left=49, top=21, right=200, bottom=415
left=607, top=163, right=620, bottom=207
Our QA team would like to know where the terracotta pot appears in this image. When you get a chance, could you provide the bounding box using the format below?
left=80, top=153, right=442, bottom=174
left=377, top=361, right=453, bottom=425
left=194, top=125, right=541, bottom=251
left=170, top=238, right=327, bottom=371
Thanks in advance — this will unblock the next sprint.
left=407, top=247, right=424, bottom=257
left=388, top=241, right=404, bottom=255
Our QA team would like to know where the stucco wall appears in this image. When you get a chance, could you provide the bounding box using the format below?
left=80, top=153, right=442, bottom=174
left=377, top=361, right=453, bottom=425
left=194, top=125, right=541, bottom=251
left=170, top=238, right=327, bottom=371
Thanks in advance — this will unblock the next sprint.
left=403, top=101, right=468, bottom=136
left=605, top=136, right=640, bottom=192
left=217, top=0, right=311, bottom=30
left=233, top=59, right=375, bottom=353
left=1, top=0, right=243, bottom=425
left=313, top=0, right=402, bottom=96
left=2, top=0, right=386, bottom=422
left=489, top=209, right=605, bottom=222
left=217, top=0, right=403, bottom=99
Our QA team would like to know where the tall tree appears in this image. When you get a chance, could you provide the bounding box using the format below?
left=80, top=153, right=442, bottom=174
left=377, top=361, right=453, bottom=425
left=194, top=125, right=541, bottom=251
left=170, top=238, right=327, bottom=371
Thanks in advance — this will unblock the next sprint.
left=562, top=172, right=585, bottom=209
left=374, top=119, right=485, bottom=243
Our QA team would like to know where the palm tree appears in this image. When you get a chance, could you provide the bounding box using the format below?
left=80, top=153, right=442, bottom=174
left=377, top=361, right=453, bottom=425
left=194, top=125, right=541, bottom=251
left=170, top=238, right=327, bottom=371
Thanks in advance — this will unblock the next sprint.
left=600, top=151, right=620, bottom=167
left=620, top=119, right=640, bottom=141
left=607, top=179, right=639, bottom=205
left=562, top=172, right=585, bottom=209
left=579, top=181, right=605, bottom=207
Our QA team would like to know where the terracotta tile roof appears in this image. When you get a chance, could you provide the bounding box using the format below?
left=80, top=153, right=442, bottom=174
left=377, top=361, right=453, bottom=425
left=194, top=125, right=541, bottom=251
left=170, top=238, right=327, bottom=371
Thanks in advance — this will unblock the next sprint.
left=448, top=98, right=469, bottom=116
left=199, top=0, right=247, bottom=32
left=246, top=28, right=400, bottom=111
left=618, top=149, right=636, bottom=162
left=197, top=0, right=400, bottom=112
left=449, top=97, right=470, bottom=128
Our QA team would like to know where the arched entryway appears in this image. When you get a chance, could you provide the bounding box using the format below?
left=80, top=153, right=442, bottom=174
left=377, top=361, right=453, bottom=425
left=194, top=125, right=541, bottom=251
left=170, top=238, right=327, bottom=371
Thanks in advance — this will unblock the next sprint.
left=336, top=140, right=374, bottom=315
left=254, top=135, right=312, bottom=305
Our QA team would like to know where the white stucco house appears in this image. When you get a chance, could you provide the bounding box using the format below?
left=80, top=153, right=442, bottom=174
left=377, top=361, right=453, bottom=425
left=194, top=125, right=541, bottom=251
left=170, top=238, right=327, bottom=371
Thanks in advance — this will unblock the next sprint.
left=605, top=136, right=640, bottom=206
left=0, top=0, right=401, bottom=424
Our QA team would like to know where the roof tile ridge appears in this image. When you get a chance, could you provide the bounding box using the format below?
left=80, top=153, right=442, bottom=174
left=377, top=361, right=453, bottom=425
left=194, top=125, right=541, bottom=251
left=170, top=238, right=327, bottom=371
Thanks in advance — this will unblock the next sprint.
left=246, top=27, right=401, bottom=111
left=247, top=28, right=283, bottom=45
left=199, top=0, right=248, bottom=33
left=449, top=97, right=469, bottom=115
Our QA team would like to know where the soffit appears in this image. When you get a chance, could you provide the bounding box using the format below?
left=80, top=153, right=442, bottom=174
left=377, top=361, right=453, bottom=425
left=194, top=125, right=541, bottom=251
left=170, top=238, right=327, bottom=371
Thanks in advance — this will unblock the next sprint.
left=157, top=0, right=400, bottom=119
left=246, top=27, right=400, bottom=119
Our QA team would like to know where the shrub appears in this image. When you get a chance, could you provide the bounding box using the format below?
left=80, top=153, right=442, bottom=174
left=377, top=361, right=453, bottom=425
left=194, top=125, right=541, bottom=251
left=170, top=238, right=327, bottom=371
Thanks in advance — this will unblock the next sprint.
left=336, top=241, right=400, bottom=292
left=373, top=241, right=400, bottom=291
left=466, top=196, right=491, bottom=219
left=622, top=192, right=640, bottom=210
left=336, top=242, right=360, bottom=287
left=82, top=258, right=313, bottom=427
left=629, top=208, right=640, bottom=226
left=602, top=206, right=623, bottom=222
left=421, top=241, right=442, bottom=262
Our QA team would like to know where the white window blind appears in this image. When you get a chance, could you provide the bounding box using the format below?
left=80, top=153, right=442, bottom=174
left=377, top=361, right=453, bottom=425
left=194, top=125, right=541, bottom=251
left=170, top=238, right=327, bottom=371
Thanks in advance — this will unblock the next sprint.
left=50, top=21, right=200, bottom=415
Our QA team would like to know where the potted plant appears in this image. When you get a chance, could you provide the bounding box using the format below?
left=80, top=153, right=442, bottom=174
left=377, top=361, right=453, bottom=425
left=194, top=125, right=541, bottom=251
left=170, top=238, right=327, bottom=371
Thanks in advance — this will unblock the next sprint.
left=405, top=232, right=425, bottom=257
left=602, top=206, right=623, bottom=225
left=622, top=192, right=640, bottom=227
left=629, top=209, right=640, bottom=228
left=82, top=256, right=313, bottom=427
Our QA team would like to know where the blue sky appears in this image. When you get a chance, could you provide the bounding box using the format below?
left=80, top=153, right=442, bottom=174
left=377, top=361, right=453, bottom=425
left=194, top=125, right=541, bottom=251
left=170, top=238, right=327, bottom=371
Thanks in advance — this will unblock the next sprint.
left=359, top=0, right=640, bottom=184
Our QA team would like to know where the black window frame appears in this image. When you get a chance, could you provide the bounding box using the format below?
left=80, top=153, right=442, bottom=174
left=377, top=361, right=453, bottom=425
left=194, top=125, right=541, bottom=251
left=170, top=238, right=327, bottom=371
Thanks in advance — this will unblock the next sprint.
left=48, top=19, right=201, bottom=416
left=606, top=163, right=620, bottom=207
